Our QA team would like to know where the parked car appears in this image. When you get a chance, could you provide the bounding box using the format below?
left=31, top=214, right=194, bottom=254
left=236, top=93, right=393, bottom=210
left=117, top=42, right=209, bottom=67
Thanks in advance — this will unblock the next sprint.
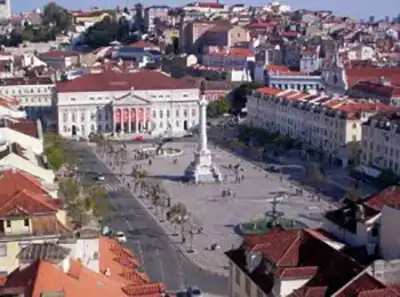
left=115, top=231, right=127, bottom=243
left=187, top=286, right=202, bottom=297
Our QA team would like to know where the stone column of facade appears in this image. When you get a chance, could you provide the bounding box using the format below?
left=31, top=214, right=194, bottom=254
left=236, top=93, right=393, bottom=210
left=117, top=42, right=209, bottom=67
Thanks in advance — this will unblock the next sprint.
left=120, top=108, right=125, bottom=134
left=135, top=108, right=139, bottom=133
left=128, top=108, right=132, bottom=134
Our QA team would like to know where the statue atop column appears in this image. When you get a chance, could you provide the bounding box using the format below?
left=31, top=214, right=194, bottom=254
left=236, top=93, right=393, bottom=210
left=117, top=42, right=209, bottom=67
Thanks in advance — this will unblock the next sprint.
left=184, top=81, right=222, bottom=183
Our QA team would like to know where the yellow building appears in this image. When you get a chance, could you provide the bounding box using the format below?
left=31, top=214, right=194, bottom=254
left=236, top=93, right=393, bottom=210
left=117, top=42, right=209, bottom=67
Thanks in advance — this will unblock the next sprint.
left=0, top=169, right=72, bottom=273
left=73, top=10, right=110, bottom=24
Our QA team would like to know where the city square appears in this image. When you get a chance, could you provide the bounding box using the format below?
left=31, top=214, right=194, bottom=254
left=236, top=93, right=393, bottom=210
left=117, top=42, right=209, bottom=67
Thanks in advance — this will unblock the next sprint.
left=107, top=140, right=337, bottom=274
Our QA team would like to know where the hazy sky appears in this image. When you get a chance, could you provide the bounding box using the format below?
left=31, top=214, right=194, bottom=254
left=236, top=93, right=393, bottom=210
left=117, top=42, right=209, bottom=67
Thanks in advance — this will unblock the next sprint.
left=11, top=0, right=399, bottom=20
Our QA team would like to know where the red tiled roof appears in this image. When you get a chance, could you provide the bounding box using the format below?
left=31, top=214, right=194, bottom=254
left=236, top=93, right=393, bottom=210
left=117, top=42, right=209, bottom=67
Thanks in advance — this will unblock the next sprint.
left=345, top=67, right=400, bottom=87
left=197, top=2, right=224, bottom=8
left=0, top=169, right=49, bottom=201
left=335, top=272, right=386, bottom=297
left=129, top=41, right=158, bottom=48
left=56, top=70, right=195, bottom=93
left=256, top=87, right=281, bottom=96
left=351, top=81, right=396, bottom=98
left=229, top=228, right=367, bottom=297
left=363, top=185, right=400, bottom=211
left=0, top=189, right=57, bottom=217
left=0, top=258, right=164, bottom=297
left=4, top=118, right=38, bottom=138
left=39, top=51, right=80, bottom=58
left=358, top=288, right=400, bottom=297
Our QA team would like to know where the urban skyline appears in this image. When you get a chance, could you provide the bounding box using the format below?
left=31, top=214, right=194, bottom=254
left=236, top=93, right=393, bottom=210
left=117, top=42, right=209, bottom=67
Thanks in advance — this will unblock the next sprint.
left=11, top=0, right=399, bottom=20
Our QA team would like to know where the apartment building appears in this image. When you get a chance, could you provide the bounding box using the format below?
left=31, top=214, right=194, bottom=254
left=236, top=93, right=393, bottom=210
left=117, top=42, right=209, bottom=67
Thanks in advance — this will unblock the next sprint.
left=361, top=111, right=400, bottom=175
left=247, top=87, right=392, bottom=166
left=0, top=77, right=54, bottom=126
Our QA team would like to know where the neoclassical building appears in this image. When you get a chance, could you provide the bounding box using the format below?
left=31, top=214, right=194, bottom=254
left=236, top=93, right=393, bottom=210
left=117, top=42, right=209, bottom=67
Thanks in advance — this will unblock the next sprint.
left=56, top=70, right=200, bottom=138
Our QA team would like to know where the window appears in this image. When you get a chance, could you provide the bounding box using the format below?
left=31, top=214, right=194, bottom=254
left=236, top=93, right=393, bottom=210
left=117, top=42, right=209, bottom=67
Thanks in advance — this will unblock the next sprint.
left=80, top=112, right=85, bottom=122
left=192, top=108, right=196, bottom=117
left=159, top=110, right=163, bottom=118
left=176, top=120, right=179, bottom=127
left=89, top=97, right=94, bottom=100
left=0, top=244, right=6, bottom=257
left=72, top=112, right=76, bottom=122
left=63, top=112, right=67, bottom=122
left=152, top=110, right=157, bottom=118
left=6, top=220, right=11, bottom=228
left=245, top=277, right=251, bottom=296
left=24, top=219, right=29, bottom=227
left=63, top=126, right=67, bottom=132
left=176, top=110, right=180, bottom=117
left=98, top=124, right=102, bottom=132
left=372, top=226, right=379, bottom=237
left=71, top=97, right=76, bottom=101
left=235, top=266, right=240, bottom=285
left=167, top=110, right=170, bottom=118
left=184, top=109, right=188, bottom=117
left=352, top=123, right=357, bottom=129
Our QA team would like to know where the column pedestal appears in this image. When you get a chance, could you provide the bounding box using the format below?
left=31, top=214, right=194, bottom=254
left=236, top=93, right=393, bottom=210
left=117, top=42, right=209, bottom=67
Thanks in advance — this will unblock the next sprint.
left=184, top=97, right=221, bottom=183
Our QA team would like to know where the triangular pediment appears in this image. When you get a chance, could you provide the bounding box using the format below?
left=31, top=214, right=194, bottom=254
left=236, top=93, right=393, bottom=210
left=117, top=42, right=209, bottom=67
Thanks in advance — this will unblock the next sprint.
left=5, top=204, right=30, bottom=216
left=112, top=92, right=151, bottom=106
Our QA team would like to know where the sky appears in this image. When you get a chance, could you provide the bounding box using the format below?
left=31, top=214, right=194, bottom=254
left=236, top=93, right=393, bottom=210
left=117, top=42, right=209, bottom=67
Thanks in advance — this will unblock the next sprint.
left=11, top=0, right=399, bottom=20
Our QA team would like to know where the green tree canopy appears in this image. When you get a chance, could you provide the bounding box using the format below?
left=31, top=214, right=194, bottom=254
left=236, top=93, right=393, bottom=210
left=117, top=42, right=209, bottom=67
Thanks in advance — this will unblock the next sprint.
left=58, top=178, right=81, bottom=203
left=85, top=185, right=110, bottom=219
left=45, top=145, right=65, bottom=169
left=41, top=2, right=73, bottom=33
left=232, top=82, right=261, bottom=112
left=84, top=16, right=120, bottom=48
left=207, top=97, right=230, bottom=118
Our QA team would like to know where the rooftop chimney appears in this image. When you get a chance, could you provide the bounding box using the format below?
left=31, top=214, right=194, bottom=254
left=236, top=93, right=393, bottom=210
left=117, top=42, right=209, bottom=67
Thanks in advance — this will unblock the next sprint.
left=104, top=267, right=111, bottom=276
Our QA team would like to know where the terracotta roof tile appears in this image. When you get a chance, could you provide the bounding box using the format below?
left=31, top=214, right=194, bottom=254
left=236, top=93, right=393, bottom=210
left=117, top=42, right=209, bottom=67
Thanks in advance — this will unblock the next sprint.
left=0, top=257, right=166, bottom=297
left=99, top=236, right=148, bottom=285
left=345, top=67, right=400, bottom=87
left=363, top=185, right=400, bottom=211
left=130, top=41, right=158, bottom=48
left=335, top=272, right=386, bottom=297
left=228, top=228, right=366, bottom=297
left=278, top=266, right=318, bottom=278
left=4, top=118, right=38, bottom=138
left=358, top=288, right=400, bottom=297
left=256, top=87, right=281, bottom=95
left=0, top=169, right=49, bottom=201
left=56, top=70, right=195, bottom=93
left=0, top=189, right=57, bottom=217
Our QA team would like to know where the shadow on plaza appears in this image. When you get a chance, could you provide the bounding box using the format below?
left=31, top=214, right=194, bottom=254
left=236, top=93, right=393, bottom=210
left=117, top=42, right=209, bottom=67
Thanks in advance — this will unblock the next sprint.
left=149, top=174, right=184, bottom=182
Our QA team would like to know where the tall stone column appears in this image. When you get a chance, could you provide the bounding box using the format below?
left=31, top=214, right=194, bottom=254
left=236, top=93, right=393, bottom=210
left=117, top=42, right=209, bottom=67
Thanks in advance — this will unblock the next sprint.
left=120, top=108, right=125, bottom=134
left=199, top=97, right=208, bottom=152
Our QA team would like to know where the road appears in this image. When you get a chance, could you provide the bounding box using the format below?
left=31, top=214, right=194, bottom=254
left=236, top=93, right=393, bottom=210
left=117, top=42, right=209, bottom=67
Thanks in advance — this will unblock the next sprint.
left=67, top=141, right=228, bottom=295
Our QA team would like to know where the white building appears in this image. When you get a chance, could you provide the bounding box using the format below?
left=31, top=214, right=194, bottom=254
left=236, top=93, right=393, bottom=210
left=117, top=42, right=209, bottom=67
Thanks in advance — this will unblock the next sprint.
left=56, top=70, right=200, bottom=138
left=0, top=77, right=54, bottom=126
left=361, top=112, right=400, bottom=175
left=246, top=87, right=393, bottom=166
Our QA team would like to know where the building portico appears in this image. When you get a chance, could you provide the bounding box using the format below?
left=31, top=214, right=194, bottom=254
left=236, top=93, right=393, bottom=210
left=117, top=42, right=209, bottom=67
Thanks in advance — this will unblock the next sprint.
left=112, top=106, right=151, bottom=134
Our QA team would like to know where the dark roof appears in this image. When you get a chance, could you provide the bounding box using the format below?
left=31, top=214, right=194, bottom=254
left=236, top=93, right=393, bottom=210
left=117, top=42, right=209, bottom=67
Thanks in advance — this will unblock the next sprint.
left=17, top=243, right=70, bottom=262
left=56, top=70, right=197, bottom=93
left=3, top=118, right=39, bottom=138
left=226, top=228, right=367, bottom=296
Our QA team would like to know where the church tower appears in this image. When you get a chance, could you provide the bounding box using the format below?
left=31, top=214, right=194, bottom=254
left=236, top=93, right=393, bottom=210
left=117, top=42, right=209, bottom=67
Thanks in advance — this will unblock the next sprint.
left=0, top=0, right=11, bottom=20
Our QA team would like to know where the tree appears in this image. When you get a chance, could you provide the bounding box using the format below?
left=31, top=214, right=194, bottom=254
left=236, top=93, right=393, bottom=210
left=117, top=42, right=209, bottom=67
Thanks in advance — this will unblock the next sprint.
left=45, top=145, right=65, bottom=169
left=232, top=82, right=261, bottom=112
left=207, top=97, right=230, bottom=118
left=84, top=16, right=120, bottom=48
left=22, top=26, right=34, bottom=42
left=166, top=202, right=188, bottom=243
left=41, top=2, right=73, bottom=34
left=342, top=187, right=361, bottom=204
left=85, top=185, right=110, bottom=219
left=304, top=166, right=324, bottom=184
left=67, top=199, right=89, bottom=228
left=58, top=178, right=81, bottom=203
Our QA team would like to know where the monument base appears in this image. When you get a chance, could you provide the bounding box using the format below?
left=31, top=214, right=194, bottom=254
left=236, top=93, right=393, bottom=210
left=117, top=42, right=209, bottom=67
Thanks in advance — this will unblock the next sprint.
left=184, top=149, right=222, bottom=183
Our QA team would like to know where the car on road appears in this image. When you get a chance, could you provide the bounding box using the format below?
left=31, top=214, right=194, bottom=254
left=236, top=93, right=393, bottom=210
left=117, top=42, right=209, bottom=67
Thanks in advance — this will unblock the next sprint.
left=96, top=175, right=105, bottom=181
left=187, top=286, right=202, bottom=297
left=115, top=231, right=127, bottom=243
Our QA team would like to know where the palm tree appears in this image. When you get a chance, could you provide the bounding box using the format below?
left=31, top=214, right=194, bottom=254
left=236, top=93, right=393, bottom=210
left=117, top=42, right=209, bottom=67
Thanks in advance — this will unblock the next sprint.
left=166, top=202, right=188, bottom=242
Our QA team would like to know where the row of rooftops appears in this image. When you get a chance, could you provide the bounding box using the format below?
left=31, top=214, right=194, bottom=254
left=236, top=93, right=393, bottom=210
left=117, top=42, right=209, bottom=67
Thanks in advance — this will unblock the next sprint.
left=0, top=166, right=166, bottom=297
left=252, top=87, right=394, bottom=119
left=226, top=185, right=400, bottom=297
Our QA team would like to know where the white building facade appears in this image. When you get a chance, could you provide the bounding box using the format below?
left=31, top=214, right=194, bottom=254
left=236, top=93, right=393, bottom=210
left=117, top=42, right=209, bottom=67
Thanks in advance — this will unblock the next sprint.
left=56, top=70, right=200, bottom=138
left=0, top=77, right=54, bottom=126
left=246, top=87, right=393, bottom=166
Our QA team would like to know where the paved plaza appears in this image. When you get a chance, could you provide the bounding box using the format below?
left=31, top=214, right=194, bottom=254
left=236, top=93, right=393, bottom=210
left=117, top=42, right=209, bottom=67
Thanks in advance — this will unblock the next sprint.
left=118, top=141, right=336, bottom=275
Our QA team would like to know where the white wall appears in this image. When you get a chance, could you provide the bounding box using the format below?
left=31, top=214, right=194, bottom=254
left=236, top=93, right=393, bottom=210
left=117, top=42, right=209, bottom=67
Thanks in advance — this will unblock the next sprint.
left=0, top=127, right=43, bottom=155
left=60, top=237, right=99, bottom=273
